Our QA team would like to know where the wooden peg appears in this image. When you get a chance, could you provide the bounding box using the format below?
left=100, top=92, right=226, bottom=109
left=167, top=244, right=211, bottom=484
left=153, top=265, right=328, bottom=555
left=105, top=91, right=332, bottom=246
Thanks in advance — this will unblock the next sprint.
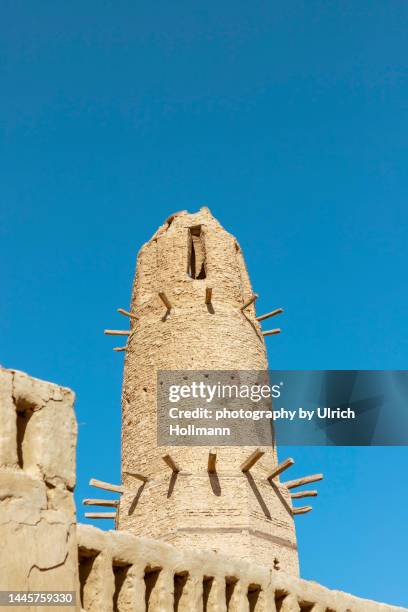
left=159, top=292, right=172, bottom=310
left=113, top=346, right=127, bottom=352
left=117, top=308, right=138, bottom=320
left=267, top=457, right=295, bottom=481
left=241, top=293, right=259, bottom=311
left=162, top=454, right=180, bottom=473
left=290, top=490, right=318, bottom=499
left=262, top=329, right=281, bottom=337
left=85, top=512, right=117, bottom=519
left=89, top=478, right=124, bottom=494
left=283, top=474, right=323, bottom=490
left=205, top=287, right=212, bottom=304
left=257, top=308, right=284, bottom=322
left=292, top=506, right=313, bottom=516
left=104, top=330, right=130, bottom=336
left=208, top=449, right=217, bottom=473
left=83, top=499, right=119, bottom=507
left=240, top=448, right=264, bottom=473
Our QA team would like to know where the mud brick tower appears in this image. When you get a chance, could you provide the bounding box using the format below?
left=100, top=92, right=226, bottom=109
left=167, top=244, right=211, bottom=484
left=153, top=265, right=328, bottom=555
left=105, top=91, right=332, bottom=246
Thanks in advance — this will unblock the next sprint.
left=117, top=208, right=299, bottom=574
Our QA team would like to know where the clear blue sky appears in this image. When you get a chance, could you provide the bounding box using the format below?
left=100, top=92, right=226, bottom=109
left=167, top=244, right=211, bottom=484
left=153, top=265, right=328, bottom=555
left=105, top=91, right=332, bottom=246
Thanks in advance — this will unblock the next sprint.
left=1, top=1, right=407, bottom=606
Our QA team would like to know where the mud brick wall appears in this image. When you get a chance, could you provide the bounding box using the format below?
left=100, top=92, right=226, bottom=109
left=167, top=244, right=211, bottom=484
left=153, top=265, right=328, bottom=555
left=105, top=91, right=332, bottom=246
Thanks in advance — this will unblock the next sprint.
left=78, top=524, right=405, bottom=612
left=0, top=368, right=79, bottom=604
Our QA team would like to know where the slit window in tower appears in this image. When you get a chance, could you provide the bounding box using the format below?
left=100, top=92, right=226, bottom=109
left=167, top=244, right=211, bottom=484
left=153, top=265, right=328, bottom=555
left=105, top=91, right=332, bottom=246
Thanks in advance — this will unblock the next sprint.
left=188, top=226, right=206, bottom=279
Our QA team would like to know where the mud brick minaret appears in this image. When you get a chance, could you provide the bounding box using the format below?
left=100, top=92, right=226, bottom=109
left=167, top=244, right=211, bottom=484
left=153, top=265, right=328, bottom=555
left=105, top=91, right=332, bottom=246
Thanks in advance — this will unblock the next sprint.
left=117, top=208, right=299, bottom=574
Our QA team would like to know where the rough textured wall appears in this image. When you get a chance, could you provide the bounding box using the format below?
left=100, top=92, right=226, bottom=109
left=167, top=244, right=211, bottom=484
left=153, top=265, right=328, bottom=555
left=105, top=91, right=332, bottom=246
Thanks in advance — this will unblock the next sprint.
left=0, top=369, right=80, bottom=607
left=78, top=523, right=407, bottom=612
left=119, top=208, right=299, bottom=574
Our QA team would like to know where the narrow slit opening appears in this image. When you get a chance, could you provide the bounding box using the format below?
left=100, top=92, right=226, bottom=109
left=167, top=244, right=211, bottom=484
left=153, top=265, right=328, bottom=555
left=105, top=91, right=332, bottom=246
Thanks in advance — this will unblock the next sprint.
left=188, top=226, right=206, bottom=279
left=203, top=577, right=214, bottom=612
left=174, top=572, right=189, bottom=611
left=274, top=591, right=287, bottom=611
left=16, top=409, right=33, bottom=469
left=226, top=577, right=238, bottom=609
left=248, top=584, right=262, bottom=611
left=113, top=563, right=131, bottom=612
left=144, top=567, right=161, bottom=610
left=78, top=552, right=99, bottom=609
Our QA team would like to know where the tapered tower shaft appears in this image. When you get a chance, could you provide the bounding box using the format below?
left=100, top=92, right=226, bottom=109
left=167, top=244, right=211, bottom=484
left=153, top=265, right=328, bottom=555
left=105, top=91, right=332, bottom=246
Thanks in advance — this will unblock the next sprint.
left=118, top=208, right=299, bottom=574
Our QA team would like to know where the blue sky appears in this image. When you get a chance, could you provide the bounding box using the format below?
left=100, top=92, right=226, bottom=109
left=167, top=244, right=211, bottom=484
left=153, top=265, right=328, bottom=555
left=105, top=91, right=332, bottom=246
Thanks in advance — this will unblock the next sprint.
left=1, top=1, right=407, bottom=606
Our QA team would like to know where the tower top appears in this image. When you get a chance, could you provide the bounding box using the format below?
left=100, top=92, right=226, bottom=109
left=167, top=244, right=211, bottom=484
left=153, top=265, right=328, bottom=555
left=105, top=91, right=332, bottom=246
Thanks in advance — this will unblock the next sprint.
left=147, top=206, right=222, bottom=244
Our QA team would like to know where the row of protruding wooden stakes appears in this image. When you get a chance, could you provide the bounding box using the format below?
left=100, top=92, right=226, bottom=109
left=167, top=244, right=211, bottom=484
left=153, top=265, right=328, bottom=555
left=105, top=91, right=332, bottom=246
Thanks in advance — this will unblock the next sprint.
left=104, top=296, right=284, bottom=351
left=83, top=449, right=323, bottom=521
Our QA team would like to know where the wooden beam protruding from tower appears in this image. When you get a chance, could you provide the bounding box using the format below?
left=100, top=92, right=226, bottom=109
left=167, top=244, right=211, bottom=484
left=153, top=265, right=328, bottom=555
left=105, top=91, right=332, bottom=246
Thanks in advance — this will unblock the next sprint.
left=267, top=457, right=295, bottom=481
left=117, top=308, right=138, bottom=320
left=89, top=478, right=124, bottom=494
left=257, top=308, right=284, bottom=322
left=159, top=292, right=172, bottom=310
left=262, top=329, right=281, bottom=337
left=205, top=287, right=212, bottom=304
left=83, top=499, right=119, bottom=507
left=292, top=506, right=313, bottom=516
left=162, top=454, right=180, bottom=473
left=290, top=490, right=318, bottom=499
left=240, top=448, right=264, bottom=473
left=85, top=512, right=117, bottom=519
left=208, top=449, right=217, bottom=473
left=113, top=346, right=127, bottom=352
left=104, top=330, right=130, bottom=336
left=241, top=293, right=259, bottom=311
left=283, top=474, right=323, bottom=489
